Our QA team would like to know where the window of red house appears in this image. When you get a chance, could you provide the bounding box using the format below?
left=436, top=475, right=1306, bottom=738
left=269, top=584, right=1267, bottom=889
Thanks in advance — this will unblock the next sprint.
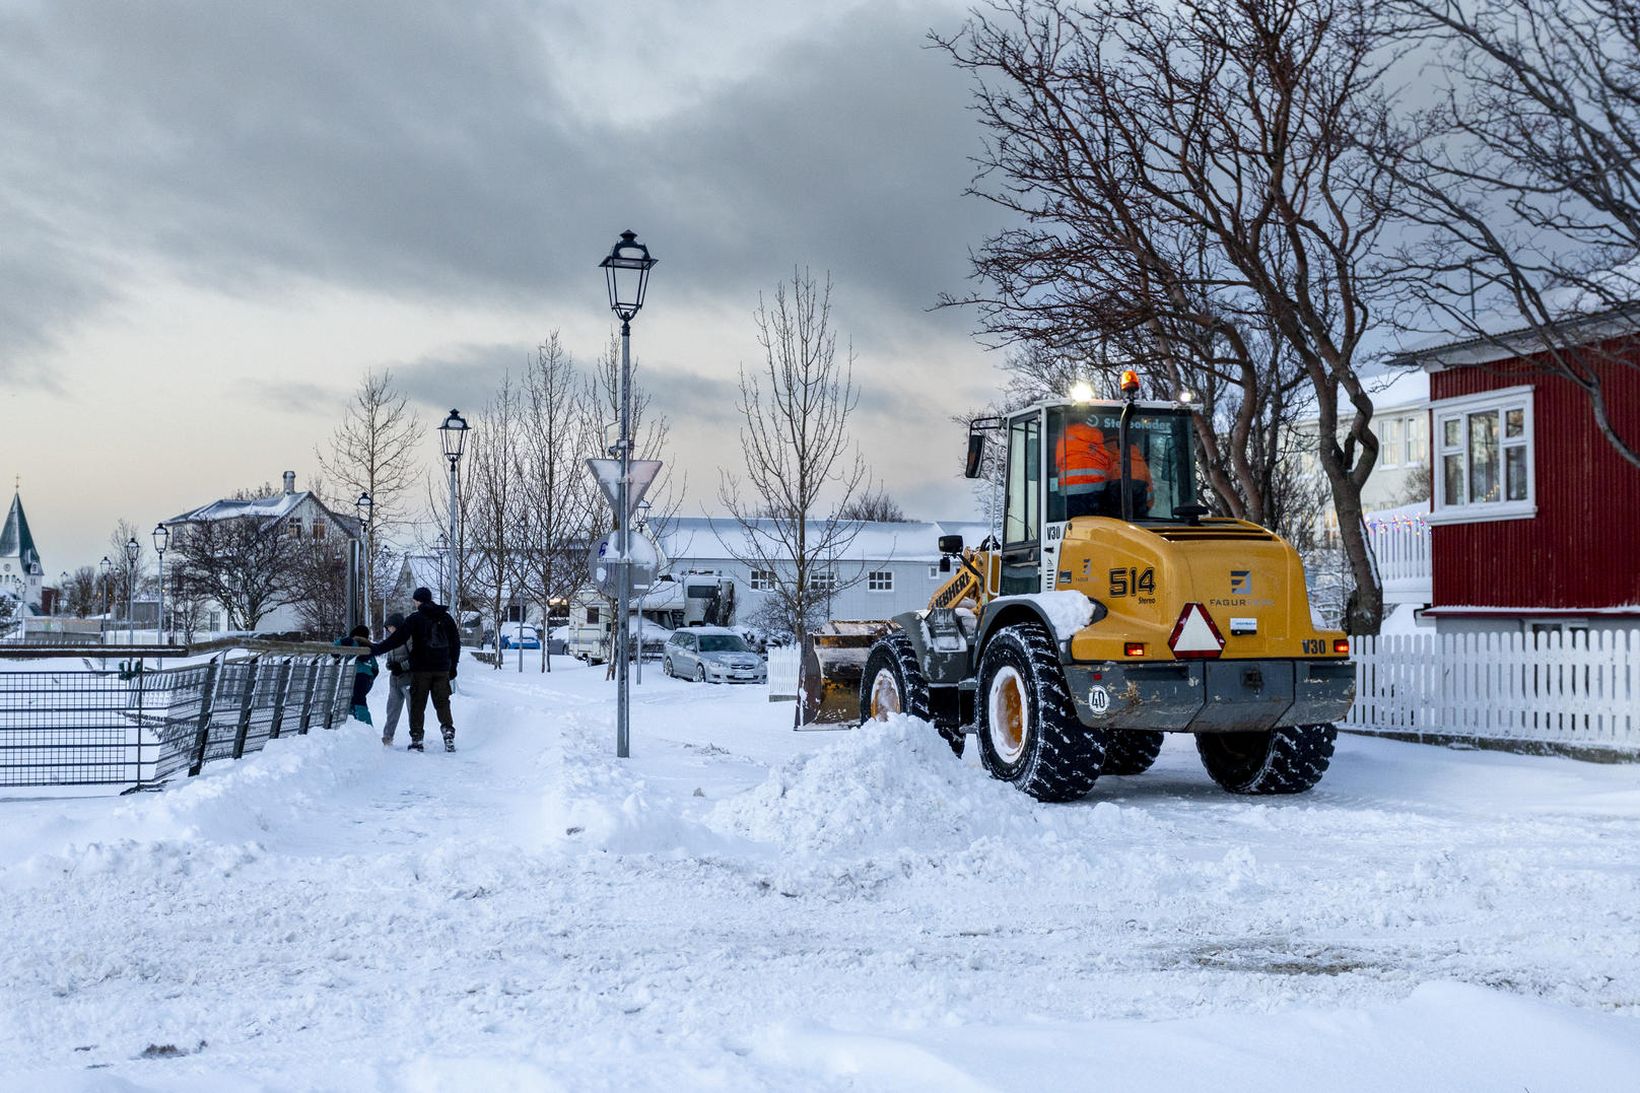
left=1431, top=385, right=1534, bottom=522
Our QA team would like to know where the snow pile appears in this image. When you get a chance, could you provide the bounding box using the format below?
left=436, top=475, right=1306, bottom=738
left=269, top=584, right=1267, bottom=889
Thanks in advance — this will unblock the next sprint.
left=706, top=714, right=1137, bottom=860
left=532, top=702, right=734, bottom=857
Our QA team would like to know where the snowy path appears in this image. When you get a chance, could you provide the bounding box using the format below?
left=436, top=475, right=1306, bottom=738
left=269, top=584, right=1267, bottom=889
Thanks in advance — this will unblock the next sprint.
left=3, top=660, right=1639, bottom=1091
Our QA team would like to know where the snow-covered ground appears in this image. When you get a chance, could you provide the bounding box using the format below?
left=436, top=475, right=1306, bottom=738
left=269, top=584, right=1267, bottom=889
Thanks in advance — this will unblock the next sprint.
left=3, top=660, right=1639, bottom=1091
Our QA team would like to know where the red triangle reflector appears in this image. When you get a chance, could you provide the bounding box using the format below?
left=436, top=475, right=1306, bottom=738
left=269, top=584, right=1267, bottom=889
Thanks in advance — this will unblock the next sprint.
left=1168, top=602, right=1225, bottom=659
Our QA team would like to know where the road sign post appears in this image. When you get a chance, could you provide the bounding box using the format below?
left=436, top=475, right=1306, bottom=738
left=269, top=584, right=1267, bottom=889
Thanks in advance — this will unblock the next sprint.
left=585, top=456, right=663, bottom=758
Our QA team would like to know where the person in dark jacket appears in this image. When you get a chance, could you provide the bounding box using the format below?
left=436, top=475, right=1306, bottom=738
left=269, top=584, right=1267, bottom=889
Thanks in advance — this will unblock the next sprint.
left=369, top=588, right=461, bottom=751
left=334, top=625, right=379, bottom=726
left=378, top=613, right=413, bottom=745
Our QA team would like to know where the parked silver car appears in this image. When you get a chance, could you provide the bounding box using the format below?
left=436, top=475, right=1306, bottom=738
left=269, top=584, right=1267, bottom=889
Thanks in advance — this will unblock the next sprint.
left=662, top=627, right=766, bottom=684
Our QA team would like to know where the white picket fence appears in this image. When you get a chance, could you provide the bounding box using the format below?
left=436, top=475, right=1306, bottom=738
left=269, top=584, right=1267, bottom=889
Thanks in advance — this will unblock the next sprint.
left=767, top=646, right=801, bottom=701
left=1346, top=630, right=1640, bottom=750
left=765, top=628, right=1638, bottom=751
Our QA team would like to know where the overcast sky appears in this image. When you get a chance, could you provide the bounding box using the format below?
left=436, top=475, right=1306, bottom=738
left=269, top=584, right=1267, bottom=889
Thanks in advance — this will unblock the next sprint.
left=2, top=0, right=1011, bottom=572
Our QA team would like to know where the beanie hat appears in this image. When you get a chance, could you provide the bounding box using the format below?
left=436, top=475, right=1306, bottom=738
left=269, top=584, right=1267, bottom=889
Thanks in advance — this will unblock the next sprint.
left=412, top=587, right=433, bottom=604
left=386, top=612, right=406, bottom=628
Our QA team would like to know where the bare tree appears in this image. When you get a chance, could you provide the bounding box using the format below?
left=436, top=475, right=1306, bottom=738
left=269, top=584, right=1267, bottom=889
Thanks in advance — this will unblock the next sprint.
left=838, top=485, right=910, bottom=523
left=934, top=0, right=1397, bottom=632
left=64, top=565, right=99, bottom=618
left=286, top=537, right=352, bottom=638
left=721, top=268, right=869, bottom=639
left=104, top=519, right=148, bottom=624
left=463, top=376, right=525, bottom=666
left=518, top=333, right=595, bottom=670
left=317, top=370, right=423, bottom=626
left=1373, top=0, right=1640, bottom=467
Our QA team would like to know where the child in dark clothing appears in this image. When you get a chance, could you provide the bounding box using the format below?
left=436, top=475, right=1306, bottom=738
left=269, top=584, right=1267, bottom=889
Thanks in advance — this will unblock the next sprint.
left=334, top=624, right=380, bottom=725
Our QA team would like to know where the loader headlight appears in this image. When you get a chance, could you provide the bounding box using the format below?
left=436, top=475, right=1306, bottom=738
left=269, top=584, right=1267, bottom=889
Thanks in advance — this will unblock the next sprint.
left=1069, top=380, right=1095, bottom=403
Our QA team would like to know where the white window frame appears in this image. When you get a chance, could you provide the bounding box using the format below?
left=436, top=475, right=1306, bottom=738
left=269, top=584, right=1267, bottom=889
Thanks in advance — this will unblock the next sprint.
left=928, top=565, right=943, bottom=580
left=809, top=569, right=837, bottom=594
left=1380, top=417, right=1403, bottom=468
left=749, top=569, right=776, bottom=592
left=1428, top=385, right=1535, bottom=525
left=867, top=569, right=893, bottom=592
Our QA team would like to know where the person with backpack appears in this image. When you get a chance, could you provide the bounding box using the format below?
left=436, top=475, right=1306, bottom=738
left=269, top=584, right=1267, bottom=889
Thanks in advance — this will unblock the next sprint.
left=378, top=612, right=413, bottom=746
left=369, top=587, right=461, bottom=752
left=333, top=624, right=379, bottom=726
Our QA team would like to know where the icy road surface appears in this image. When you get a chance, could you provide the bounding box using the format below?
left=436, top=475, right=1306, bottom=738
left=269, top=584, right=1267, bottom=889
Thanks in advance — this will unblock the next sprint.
left=2, top=659, right=1638, bottom=1091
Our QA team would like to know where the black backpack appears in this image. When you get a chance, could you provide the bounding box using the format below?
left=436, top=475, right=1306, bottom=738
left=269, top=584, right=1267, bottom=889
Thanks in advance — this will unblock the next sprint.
left=418, top=611, right=453, bottom=658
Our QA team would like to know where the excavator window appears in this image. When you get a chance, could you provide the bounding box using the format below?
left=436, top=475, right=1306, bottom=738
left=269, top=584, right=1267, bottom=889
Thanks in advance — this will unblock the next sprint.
left=1003, top=414, right=1040, bottom=546
left=1047, top=407, right=1198, bottom=522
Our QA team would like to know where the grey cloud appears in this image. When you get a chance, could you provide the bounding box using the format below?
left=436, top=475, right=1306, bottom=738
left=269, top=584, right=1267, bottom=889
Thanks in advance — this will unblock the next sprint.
left=0, top=1, right=1001, bottom=367
left=240, top=378, right=344, bottom=415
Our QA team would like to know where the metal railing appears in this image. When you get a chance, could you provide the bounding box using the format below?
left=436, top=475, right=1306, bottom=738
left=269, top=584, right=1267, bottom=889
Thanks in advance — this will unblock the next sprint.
left=0, top=652, right=355, bottom=791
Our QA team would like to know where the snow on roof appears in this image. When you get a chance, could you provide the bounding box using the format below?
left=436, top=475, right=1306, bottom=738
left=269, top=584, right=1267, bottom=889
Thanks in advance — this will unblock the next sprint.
left=168, top=491, right=308, bottom=524
left=167, top=490, right=362, bottom=539
left=657, top=517, right=989, bottom=564
left=1391, top=263, right=1640, bottom=368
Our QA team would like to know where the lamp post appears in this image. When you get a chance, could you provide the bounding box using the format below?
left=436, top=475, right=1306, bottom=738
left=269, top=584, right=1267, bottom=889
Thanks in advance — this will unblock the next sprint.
left=599, top=229, right=657, bottom=758
left=99, top=556, right=112, bottom=637
left=434, top=532, right=448, bottom=606
left=438, top=410, right=469, bottom=618
left=152, top=524, right=169, bottom=646
left=124, top=536, right=139, bottom=645
left=354, top=491, right=373, bottom=633
left=58, top=571, right=67, bottom=619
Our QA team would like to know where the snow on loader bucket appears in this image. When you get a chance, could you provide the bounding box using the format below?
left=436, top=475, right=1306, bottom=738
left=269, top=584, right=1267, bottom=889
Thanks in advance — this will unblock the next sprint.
left=796, top=620, right=890, bottom=729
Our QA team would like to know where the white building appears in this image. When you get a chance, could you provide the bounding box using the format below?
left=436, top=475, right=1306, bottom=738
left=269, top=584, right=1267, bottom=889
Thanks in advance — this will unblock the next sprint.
left=164, top=471, right=362, bottom=635
left=0, top=491, right=45, bottom=616
left=652, top=516, right=992, bottom=630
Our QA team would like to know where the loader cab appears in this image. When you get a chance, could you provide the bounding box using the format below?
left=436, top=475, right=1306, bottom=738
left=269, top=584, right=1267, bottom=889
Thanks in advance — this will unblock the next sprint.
left=999, top=400, right=1199, bottom=595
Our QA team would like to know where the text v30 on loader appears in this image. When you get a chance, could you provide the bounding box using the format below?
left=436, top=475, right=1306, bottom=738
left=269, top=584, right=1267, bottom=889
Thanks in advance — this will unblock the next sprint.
left=798, top=372, right=1356, bottom=801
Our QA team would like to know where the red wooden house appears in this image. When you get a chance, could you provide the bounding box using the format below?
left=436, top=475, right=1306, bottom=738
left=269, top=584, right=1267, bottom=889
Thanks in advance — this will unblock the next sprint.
left=1393, top=321, right=1640, bottom=638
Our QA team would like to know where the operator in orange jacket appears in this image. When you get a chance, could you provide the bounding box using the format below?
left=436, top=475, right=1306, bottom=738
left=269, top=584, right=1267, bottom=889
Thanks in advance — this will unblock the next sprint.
left=1055, top=421, right=1154, bottom=518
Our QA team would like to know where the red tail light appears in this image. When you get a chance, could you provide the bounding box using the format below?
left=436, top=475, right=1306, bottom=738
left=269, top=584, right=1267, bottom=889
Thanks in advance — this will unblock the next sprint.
left=1333, top=638, right=1350, bottom=655
left=1124, top=642, right=1146, bottom=657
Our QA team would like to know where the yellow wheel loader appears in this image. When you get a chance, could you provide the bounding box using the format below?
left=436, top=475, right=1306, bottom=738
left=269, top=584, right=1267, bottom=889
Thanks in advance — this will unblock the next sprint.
left=798, top=373, right=1355, bottom=800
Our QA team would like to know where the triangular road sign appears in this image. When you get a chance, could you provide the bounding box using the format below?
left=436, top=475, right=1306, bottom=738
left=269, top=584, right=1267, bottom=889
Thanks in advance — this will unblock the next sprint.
left=1168, top=602, right=1225, bottom=659
left=585, top=458, right=663, bottom=517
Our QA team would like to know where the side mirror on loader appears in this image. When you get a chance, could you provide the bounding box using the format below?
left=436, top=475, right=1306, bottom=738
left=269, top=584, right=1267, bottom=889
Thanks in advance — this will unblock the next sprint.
left=964, top=432, right=986, bottom=479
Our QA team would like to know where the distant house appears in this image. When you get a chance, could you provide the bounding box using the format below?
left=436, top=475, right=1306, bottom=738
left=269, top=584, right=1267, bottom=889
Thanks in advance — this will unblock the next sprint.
left=652, top=516, right=992, bottom=630
left=0, top=491, right=45, bottom=615
left=164, top=471, right=362, bottom=635
left=1389, top=315, right=1640, bottom=638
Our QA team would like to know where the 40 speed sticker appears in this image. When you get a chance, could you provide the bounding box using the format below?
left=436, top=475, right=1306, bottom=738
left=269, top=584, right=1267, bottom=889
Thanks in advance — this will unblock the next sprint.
left=1088, top=684, right=1111, bottom=715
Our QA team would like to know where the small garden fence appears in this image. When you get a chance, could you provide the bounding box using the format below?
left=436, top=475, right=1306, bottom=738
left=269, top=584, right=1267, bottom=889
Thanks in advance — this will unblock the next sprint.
left=766, top=628, right=1636, bottom=753
left=1345, top=630, right=1639, bottom=752
left=0, top=653, right=358, bottom=791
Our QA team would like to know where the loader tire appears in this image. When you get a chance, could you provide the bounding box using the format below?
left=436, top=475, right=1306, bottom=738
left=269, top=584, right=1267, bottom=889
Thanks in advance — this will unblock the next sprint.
left=859, top=632, right=958, bottom=749
left=1196, top=723, right=1336, bottom=795
left=1101, top=730, right=1165, bottom=776
left=977, top=622, right=1106, bottom=802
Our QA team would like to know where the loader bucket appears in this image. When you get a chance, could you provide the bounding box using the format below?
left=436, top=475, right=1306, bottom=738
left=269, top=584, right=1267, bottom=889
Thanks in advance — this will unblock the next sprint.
left=795, top=621, right=891, bottom=729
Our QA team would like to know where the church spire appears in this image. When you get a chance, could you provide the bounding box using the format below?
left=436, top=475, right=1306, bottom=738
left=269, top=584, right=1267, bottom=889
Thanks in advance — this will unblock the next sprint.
left=0, top=491, right=41, bottom=572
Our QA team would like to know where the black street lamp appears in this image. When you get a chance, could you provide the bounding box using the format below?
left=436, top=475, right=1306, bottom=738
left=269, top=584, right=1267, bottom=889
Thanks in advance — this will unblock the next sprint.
left=598, top=229, right=658, bottom=759
left=58, top=571, right=67, bottom=618
left=152, top=524, right=170, bottom=645
left=124, top=536, right=139, bottom=645
left=99, top=555, right=112, bottom=629
left=355, top=491, right=373, bottom=631
left=438, top=411, right=468, bottom=612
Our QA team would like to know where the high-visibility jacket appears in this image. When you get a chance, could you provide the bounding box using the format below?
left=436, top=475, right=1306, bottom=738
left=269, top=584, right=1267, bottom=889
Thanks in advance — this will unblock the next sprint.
left=1055, top=423, right=1114, bottom=494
